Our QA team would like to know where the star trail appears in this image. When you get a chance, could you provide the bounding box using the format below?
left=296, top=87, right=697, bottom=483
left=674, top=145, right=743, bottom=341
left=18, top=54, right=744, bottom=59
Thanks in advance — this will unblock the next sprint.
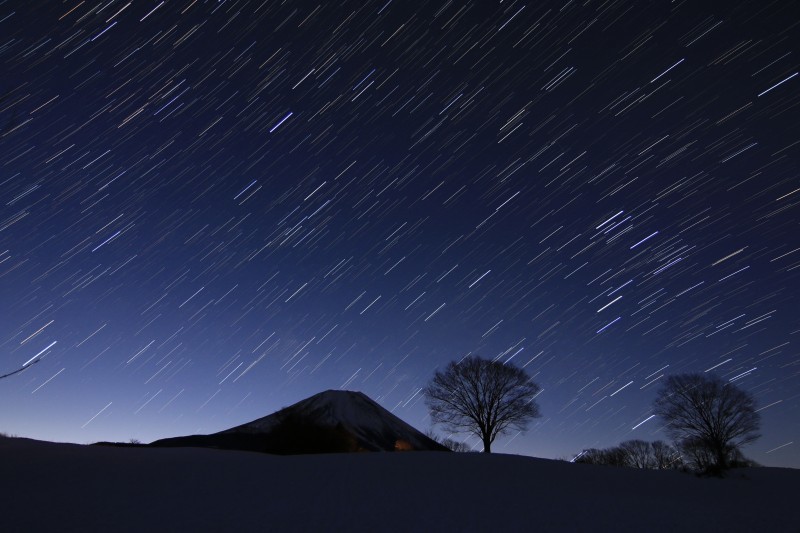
left=0, top=0, right=798, bottom=467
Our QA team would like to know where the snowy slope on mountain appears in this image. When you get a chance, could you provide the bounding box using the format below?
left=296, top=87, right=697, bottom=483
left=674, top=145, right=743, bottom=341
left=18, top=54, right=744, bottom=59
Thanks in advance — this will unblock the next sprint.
left=2, top=436, right=799, bottom=532
left=221, top=389, right=444, bottom=451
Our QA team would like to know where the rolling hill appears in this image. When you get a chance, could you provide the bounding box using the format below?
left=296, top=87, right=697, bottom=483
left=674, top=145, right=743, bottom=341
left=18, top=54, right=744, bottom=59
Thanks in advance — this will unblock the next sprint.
left=2, top=435, right=798, bottom=532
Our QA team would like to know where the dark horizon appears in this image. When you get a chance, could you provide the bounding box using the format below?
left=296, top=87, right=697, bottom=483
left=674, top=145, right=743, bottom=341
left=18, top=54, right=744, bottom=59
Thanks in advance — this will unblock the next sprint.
left=0, top=0, right=797, bottom=468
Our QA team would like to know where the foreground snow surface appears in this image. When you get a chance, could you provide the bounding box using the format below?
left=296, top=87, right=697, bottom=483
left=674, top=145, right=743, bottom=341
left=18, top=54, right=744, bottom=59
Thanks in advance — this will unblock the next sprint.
left=2, top=437, right=798, bottom=532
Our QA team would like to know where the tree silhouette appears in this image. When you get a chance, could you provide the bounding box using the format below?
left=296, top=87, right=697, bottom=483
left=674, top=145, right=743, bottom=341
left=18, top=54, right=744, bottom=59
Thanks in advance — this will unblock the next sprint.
left=425, top=429, right=471, bottom=452
left=653, top=373, right=761, bottom=472
left=650, top=440, right=683, bottom=470
left=424, top=355, right=541, bottom=453
left=619, top=439, right=656, bottom=469
left=573, top=440, right=683, bottom=469
left=573, top=447, right=627, bottom=466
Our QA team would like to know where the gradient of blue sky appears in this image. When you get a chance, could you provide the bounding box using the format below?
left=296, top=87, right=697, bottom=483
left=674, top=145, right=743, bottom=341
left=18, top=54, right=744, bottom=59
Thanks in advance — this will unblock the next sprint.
left=1, top=0, right=798, bottom=467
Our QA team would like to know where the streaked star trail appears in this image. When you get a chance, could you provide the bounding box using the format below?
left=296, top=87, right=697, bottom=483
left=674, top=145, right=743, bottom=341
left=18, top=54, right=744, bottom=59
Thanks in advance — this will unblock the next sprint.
left=0, top=0, right=797, bottom=467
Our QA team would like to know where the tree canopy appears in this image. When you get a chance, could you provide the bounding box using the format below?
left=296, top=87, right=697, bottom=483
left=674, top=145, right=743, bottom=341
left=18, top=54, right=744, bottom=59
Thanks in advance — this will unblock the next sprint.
left=653, top=373, right=760, bottom=472
left=424, top=355, right=541, bottom=453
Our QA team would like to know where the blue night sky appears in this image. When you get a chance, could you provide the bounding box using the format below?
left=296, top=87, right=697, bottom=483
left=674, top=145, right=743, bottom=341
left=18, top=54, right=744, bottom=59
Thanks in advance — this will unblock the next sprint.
left=1, top=0, right=798, bottom=467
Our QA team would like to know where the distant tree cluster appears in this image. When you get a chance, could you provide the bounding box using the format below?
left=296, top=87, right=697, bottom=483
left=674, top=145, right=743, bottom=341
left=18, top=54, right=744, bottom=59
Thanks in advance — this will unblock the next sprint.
left=678, top=436, right=759, bottom=472
left=425, top=430, right=472, bottom=453
left=420, top=356, right=763, bottom=473
left=573, top=440, right=683, bottom=470
left=575, top=373, right=762, bottom=475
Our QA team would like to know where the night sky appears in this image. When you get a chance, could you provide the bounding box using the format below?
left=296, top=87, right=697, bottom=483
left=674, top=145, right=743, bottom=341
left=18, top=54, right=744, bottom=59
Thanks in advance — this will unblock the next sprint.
left=1, top=0, right=798, bottom=467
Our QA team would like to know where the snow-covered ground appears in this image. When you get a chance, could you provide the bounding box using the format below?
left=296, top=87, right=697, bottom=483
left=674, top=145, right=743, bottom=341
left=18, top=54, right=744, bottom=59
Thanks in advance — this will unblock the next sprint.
left=2, top=436, right=798, bottom=532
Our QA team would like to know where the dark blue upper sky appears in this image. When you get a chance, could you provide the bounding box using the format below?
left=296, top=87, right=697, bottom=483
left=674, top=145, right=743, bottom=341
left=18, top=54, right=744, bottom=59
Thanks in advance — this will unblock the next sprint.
left=1, top=0, right=798, bottom=467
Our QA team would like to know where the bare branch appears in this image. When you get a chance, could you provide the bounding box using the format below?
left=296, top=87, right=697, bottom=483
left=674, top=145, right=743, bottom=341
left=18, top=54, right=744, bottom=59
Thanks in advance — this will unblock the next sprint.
left=0, top=359, right=39, bottom=380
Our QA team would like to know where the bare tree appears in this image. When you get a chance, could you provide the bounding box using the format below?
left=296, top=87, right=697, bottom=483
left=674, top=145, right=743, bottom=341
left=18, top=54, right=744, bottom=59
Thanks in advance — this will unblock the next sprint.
left=573, top=447, right=627, bottom=466
left=424, top=355, right=541, bottom=453
left=653, top=373, right=761, bottom=472
left=678, top=436, right=716, bottom=472
left=619, top=440, right=655, bottom=469
left=650, top=440, right=683, bottom=470
left=442, top=438, right=472, bottom=453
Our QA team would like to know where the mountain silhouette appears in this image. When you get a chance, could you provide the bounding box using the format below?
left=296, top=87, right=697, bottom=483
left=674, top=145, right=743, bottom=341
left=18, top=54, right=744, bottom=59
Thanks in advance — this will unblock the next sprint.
left=149, top=390, right=448, bottom=454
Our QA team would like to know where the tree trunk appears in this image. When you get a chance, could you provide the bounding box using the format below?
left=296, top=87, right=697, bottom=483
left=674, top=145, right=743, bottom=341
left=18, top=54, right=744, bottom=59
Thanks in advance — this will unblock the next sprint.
left=482, top=435, right=492, bottom=453
left=715, top=446, right=728, bottom=471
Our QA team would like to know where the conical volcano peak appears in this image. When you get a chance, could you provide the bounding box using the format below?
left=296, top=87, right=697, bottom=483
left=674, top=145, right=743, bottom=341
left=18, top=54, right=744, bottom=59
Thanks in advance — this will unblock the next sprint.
left=151, top=389, right=447, bottom=453
left=221, top=389, right=446, bottom=452
left=308, top=389, right=372, bottom=404
left=294, top=389, right=388, bottom=425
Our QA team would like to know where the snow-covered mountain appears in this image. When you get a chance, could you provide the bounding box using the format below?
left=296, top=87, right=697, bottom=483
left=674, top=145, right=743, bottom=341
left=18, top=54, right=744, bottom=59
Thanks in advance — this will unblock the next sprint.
left=152, top=389, right=447, bottom=453
left=221, top=389, right=444, bottom=452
